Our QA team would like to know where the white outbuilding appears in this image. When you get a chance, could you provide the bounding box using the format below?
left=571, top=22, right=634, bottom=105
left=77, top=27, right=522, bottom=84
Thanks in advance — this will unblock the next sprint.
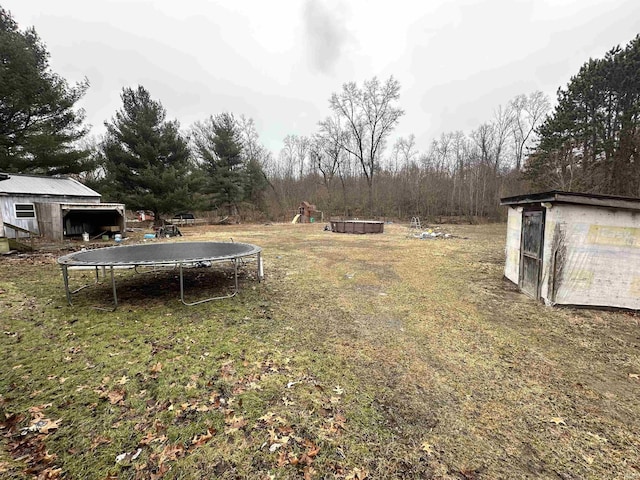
left=500, top=191, right=640, bottom=310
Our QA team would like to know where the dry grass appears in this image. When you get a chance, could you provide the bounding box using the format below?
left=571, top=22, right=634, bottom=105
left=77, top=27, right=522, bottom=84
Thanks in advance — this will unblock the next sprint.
left=1, top=222, right=639, bottom=479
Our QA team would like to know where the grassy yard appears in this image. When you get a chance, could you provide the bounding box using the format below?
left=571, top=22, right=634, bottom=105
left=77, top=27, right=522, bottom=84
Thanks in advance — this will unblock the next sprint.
left=1, top=222, right=639, bottom=479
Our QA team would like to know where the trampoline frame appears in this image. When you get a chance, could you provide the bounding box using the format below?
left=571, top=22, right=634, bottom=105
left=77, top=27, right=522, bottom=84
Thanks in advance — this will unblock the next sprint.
left=58, top=241, right=263, bottom=310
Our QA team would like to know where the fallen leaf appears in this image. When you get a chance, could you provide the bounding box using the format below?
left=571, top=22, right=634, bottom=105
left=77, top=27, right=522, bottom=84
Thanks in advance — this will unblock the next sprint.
left=549, top=417, right=566, bottom=426
left=107, top=389, right=125, bottom=404
left=302, top=439, right=320, bottom=457
left=191, top=428, right=215, bottom=447
left=40, top=466, right=63, bottom=478
left=258, top=412, right=276, bottom=423
left=224, top=415, right=247, bottom=434
left=140, top=431, right=167, bottom=446
left=346, top=467, right=369, bottom=480
left=303, top=466, right=316, bottom=480
left=420, top=442, right=435, bottom=455
left=150, top=362, right=163, bottom=374
left=277, top=450, right=289, bottom=467
left=586, top=431, right=608, bottom=443
left=629, top=373, right=639, bottom=379
left=28, top=403, right=52, bottom=414
left=333, top=385, right=344, bottom=395
left=117, top=376, right=129, bottom=385
left=90, top=435, right=111, bottom=449
left=24, top=418, right=62, bottom=434
left=159, top=444, right=185, bottom=463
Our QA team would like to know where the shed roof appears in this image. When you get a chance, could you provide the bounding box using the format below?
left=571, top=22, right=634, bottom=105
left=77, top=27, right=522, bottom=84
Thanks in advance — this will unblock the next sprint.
left=500, top=190, right=640, bottom=212
left=0, top=173, right=100, bottom=197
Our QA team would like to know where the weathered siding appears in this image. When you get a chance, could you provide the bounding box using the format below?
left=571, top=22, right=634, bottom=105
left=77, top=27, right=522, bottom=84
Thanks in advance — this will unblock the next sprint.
left=541, top=204, right=640, bottom=310
left=0, top=196, right=40, bottom=235
left=35, top=203, right=64, bottom=240
left=1, top=194, right=100, bottom=237
left=504, top=207, right=522, bottom=284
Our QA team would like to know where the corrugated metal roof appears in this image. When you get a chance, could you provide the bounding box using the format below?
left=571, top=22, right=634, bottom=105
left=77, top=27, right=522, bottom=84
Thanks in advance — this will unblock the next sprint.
left=0, top=173, right=100, bottom=197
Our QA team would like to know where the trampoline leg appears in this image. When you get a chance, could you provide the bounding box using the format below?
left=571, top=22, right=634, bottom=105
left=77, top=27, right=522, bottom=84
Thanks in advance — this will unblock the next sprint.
left=257, top=252, right=263, bottom=282
left=62, top=265, right=72, bottom=305
left=69, top=266, right=103, bottom=294
left=179, top=260, right=239, bottom=306
left=233, top=259, right=239, bottom=292
left=111, top=267, right=118, bottom=309
left=179, top=263, right=185, bottom=303
left=94, top=266, right=118, bottom=312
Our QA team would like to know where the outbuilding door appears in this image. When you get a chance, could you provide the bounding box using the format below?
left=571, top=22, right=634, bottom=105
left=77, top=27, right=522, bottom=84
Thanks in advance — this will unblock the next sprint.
left=519, top=209, right=545, bottom=299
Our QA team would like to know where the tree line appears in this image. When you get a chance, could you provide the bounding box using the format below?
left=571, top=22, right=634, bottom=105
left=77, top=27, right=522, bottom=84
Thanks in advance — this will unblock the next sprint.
left=2, top=7, right=639, bottom=223
left=265, top=86, right=550, bottom=220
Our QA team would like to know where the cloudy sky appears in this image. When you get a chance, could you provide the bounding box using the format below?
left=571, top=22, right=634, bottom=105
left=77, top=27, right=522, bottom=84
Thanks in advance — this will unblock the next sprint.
left=4, top=0, right=640, bottom=154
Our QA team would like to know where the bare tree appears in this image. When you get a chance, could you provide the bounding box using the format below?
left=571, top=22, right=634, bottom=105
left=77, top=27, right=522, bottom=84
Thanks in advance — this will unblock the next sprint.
left=314, top=116, right=347, bottom=213
left=295, top=135, right=310, bottom=178
left=509, top=91, right=551, bottom=170
left=389, top=134, right=418, bottom=173
left=329, top=76, right=404, bottom=214
left=279, top=135, right=297, bottom=179
left=492, top=104, right=514, bottom=172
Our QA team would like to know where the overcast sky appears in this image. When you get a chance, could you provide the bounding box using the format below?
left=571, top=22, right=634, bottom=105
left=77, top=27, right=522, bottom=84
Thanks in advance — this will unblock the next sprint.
left=4, top=0, right=640, bottom=155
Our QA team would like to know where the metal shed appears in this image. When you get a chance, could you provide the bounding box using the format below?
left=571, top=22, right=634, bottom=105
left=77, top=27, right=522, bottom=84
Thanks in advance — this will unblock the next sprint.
left=0, top=173, right=125, bottom=241
left=500, top=191, right=640, bottom=310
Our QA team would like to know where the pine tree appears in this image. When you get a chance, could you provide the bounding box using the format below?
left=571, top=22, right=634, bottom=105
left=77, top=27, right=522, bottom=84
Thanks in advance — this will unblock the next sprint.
left=527, top=35, right=640, bottom=195
left=0, top=8, right=91, bottom=175
left=191, top=113, right=245, bottom=216
left=100, top=86, right=198, bottom=222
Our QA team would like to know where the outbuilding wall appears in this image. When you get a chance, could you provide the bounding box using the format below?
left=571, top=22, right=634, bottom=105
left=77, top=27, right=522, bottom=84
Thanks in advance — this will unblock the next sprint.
left=504, top=206, right=522, bottom=284
left=1, top=194, right=100, bottom=238
left=541, top=204, right=640, bottom=309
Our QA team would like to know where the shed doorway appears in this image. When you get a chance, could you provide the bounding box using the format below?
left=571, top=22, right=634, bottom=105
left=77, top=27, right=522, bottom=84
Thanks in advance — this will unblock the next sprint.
left=519, top=209, right=545, bottom=299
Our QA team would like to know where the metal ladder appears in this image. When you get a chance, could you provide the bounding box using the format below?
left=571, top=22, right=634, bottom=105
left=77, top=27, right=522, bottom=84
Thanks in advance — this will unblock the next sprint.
left=407, top=216, right=422, bottom=237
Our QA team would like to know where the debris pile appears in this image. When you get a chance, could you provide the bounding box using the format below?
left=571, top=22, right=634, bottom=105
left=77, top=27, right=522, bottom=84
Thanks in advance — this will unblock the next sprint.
left=410, top=226, right=456, bottom=240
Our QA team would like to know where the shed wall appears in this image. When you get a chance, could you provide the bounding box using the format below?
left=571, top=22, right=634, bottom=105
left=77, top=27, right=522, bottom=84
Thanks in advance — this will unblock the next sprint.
left=0, top=196, right=40, bottom=235
left=1, top=194, right=100, bottom=239
left=541, top=204, right=640, bottom=310
left=504, top=207, right=522, bottom=283
left=35, top=203, right=64, bottom=240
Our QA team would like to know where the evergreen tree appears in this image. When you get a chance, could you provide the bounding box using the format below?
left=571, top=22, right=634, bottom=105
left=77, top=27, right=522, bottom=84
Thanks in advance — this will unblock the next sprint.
left=191, top=113, right=246, bottom=215
left=527, top=35, right=640, bottom=195
left=101, top=86, right=198, bottom=222
left=0, top=8, right=91, bottom=175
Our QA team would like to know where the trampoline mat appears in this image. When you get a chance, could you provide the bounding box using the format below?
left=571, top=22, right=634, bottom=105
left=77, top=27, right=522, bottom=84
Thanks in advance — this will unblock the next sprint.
left=58, top=241, right=261, bottom=266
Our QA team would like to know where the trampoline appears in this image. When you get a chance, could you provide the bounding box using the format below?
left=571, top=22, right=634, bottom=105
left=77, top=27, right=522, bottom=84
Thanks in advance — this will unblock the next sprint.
left=58, top=241, right=263, bottom=309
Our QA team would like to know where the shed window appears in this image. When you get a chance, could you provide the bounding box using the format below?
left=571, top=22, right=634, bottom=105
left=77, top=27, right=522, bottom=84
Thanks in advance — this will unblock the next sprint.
left=15, top=203, right=36, bottom=218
